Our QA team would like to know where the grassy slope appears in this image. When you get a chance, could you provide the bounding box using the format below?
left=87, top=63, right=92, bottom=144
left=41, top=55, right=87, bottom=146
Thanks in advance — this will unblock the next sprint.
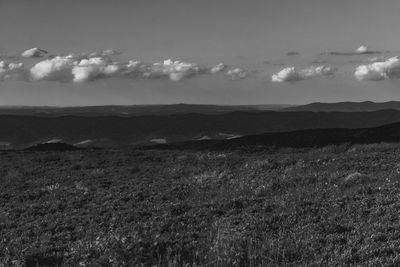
left=2, top=144, right=400, bottom=266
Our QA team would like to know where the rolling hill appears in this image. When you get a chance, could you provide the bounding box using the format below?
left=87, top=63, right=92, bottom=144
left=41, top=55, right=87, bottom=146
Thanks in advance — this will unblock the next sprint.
left=2, top=109, right=400, bottom=148
left=155, top=121, right=400, bottom=151
left=283, top=101, right=400, bottom=112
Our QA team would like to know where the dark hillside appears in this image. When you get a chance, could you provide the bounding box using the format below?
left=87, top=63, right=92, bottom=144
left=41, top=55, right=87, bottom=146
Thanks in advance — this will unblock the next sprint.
left=283, top=101, right=400, bottom=112
left=3, top=110, right=400, bottom=148
left=154, top=121, right=400, bottom=151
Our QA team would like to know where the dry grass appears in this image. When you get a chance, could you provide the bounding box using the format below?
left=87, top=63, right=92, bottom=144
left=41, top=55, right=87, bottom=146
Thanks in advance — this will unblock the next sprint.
left=2, top=144, right=400, bottom=266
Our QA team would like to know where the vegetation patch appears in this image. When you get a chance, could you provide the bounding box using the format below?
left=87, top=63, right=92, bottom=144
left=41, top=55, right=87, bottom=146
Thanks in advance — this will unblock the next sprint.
left=2, top=144, right=400, bottom=266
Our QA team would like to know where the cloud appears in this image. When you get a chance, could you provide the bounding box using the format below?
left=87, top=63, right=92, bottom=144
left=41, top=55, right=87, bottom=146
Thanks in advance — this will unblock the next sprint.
left=88, top=49, right=122, bottom=58
left=210, top=63, right=227, bottom=74
left=144, top=59, right=205, bottom=81
left=16, top=47, right=241, bottom=83
left=348, top=56, right=390, bottom=64
left=321, top=45, right=381, bottom=56
left=226, top=68, right=248, bottom=80
left=21, top=48, right=48, bottom=58
left=367, top=56, right=388, bottom=62
left=30, top=55, right=125, bottom=82
left=122, top=60, right=148, bottom=77
left=0, top=61, right=27, bottom=81
left=355, top=45, right=368, bottom=54
left=354, top=45, right=383, bottom=55
left=72, top=57, right=122, bottom=82
left=128, top=60, right=231, bottom=80
left=272, top=65, right=336, bottom=82
left=271, top=67, right=300, bottom=82
left=300, top=65, right=336, bottom=78
left=354, top=56, right=400, bottom=81
left=30, top=56, right=75, bottom=81
left=29, top=55, right=216, bottom=82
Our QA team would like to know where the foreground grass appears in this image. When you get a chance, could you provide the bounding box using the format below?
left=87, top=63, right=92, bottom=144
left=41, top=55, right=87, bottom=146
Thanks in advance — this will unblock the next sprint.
left=2, top=143, right=400, bottom=266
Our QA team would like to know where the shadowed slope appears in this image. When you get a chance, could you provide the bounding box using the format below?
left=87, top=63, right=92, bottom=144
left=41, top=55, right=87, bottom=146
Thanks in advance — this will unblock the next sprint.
left=151, top=122, right=400, bottom=151
left=283, top=101, right=400, bottom=112
left=1, top=109, right=400, bottom=148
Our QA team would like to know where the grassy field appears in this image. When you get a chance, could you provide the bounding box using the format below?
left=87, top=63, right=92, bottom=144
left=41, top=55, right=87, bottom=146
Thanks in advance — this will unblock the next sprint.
left=2, top=143, right=400, bottom=266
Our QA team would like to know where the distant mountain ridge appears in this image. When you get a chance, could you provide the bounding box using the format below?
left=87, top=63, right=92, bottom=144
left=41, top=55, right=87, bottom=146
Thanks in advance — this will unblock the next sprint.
left=0, top=104, right=293, bottom=117
left=4, top=102, right=400, bottom=116
left=283, top=101, right=400, bottom=112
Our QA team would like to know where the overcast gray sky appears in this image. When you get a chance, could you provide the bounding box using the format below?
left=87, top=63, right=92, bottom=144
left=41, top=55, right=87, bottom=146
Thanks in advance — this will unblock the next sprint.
left=1, top=0, right=400, bottom=106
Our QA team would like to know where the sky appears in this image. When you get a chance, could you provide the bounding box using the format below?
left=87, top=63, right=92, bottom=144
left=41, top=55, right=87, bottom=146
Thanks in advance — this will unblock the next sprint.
left=1, top=0, right=400, bottom=106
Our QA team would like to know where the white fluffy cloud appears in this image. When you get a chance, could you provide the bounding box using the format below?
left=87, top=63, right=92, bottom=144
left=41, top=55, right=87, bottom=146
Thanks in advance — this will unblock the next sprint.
left=145, top=59, right=204, bottom=81
left=300, top=65, right=336, bottom=78
left=126, top=60, right=231, bottom=81
left=30, top=56, right=75, bottom=81
left=21, top=48, right=48, bottom=58
left=30, top=55, right=125, bottom=82
left=0, top=61, right=27, bottom=81
left=272, top=67, right=301, bottom=82
left=355, top=56, right=400, bottom=81
left=355, top=45, right=368, bottom=54
left=122, top=60, right=148, bottom=78
left=226, top=68, right=248, bottom=80
left=72, top=57, right=122, bottom=82
left=354, top=45, right=383, bottom=55
left=321, top=45, right=381, bottom=56
left=29, top=55, right=218, bottom=82
left=210, top=63, right=227, bottom=74
left=272, top=65, right=336, bottom=82
left=10, top=47, right=250, bottom=83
